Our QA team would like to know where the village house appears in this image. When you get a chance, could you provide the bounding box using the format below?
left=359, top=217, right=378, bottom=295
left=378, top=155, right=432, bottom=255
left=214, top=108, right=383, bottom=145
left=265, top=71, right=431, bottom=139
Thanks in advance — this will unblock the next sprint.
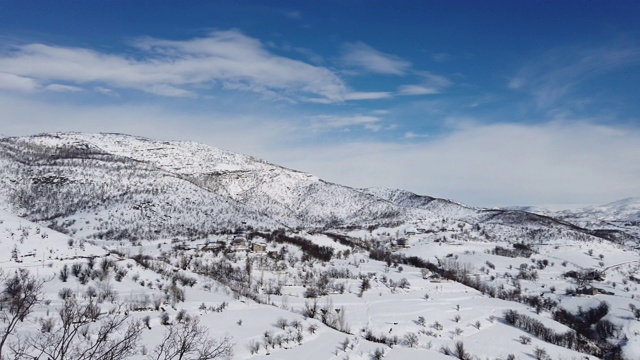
left=230, top=234, right=248, bottom=250
left=396, top=238, right=409, bottom=248
left=252, top=242, right=267, bottom=253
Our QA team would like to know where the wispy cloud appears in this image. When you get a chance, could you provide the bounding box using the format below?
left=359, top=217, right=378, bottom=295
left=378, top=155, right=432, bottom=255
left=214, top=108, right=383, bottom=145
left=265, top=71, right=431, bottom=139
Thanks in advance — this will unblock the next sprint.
left=44, top=84, right=84, bottom=92
left=398, top=85, right=438, bottom=95
left=403, top=131, right=429, bottom=139
left=94, top=86, right=119, bottom=97
left=340, top=42, right=411, bottom=75
left=509, top=44, right=640, bottom=108
left=432, top=53, right=451, bottom=63
left=398, top=72, right=452, bottom=96
left=0, top=30, right=387, bottom=103
left=279, top=44, right=325, bottom=64
left=0, top=72, right=39, bottom=92
left=280, top=120, right=640, bottom=207
left=283, top=10, right=302, bottom=19
left=310, top=114, right=383, bottom=130
left=343, top=91, right=392, bottom=100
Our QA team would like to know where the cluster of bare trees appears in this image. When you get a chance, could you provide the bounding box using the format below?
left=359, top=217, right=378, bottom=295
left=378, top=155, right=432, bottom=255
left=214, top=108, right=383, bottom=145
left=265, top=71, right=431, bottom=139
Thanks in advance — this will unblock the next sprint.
left=504, top=309, right=624, bottom=360
left=439, top=341, right=472, bottom=360
left=0, top=269, right=233, bottom=360
left=0, top=269, right=44, bottom=357
left=148, top=317, right=233, bottom=360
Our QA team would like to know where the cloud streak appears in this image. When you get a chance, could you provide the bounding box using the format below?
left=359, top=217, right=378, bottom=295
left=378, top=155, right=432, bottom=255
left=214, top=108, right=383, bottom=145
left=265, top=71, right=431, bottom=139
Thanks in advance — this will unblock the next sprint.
left=398, top=72, right=453, bottom=96
left=398, top=85, right=438, bottom=95
left=509, top=44, right=640, bottom=108
left=0, top=72, right=39, bottom=92
left=0, top=30, right=388, bottom=103
left=310, top=114, right=383, bottom=130
left=340, top=42, right=411, bottom=75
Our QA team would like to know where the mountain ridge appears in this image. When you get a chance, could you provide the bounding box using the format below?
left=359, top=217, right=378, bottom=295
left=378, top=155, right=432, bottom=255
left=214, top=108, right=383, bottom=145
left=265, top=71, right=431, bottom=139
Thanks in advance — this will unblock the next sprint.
left=1, top=132, right=637, bottom=244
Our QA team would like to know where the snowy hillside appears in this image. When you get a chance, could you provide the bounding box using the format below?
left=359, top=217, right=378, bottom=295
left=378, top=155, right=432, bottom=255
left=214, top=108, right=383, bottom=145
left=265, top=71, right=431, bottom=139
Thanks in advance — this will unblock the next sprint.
left=555, top=198, right=640, bottom=224
left=3, top=132, right=629, bottom=245
left=50, top=133, right=406, bottom=228
left=0, top=208, right=107, bottom=264
left=520, top=198, right=640, bottom=241
left=0, top=133, right=410, bottom=234
left=1, top=132, right=639, bottom=360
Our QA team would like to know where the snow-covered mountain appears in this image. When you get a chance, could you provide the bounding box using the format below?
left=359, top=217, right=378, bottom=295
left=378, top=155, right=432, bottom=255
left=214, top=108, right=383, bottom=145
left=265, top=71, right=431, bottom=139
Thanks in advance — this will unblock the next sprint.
left=0, top=133, right=407, bottom=236
left=512, top=198, right=640, bottom=241
left=555, top=197, right=640, bottom=223
left=0, top=132, right=636, bottom=245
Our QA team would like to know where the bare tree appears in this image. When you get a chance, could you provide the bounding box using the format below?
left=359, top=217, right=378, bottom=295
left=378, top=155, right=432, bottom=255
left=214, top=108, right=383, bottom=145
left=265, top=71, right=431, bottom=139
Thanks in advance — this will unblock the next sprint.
left=534, top=347, right=549, bottom=360
left=275, top=317, right=288, bottom=330
left=24, top=296, right=141, bottom=360
left=336, top=306, right=350, bottom=333
left=454, top=341, right=471, bottom=360
left=0, top=269, right=44, bottom=359
left=404, top=332, right=419, bottom=348
left=149, top=317, right=233, bottom=360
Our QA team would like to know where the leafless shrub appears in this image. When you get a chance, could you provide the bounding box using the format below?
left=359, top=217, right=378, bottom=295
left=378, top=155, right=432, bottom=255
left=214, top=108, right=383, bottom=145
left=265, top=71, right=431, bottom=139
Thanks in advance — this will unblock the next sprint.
left=148, top=317, right=233, bottom=360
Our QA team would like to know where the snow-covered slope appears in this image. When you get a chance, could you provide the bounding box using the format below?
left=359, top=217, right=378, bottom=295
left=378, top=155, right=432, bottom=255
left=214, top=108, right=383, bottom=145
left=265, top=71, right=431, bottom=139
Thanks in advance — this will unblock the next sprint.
left=0, top=208, right=108, bottom=263
left=2, top=132, right=640, bottom=360
left=72, top=133, right=408, bottom=228
left=361, top=187, right=481, bottom=221
left=522, top=198, right=640, bottom=241
left=0, top=133, right=283, bottom=239
left=0, top=133, right=434, bottom=237
left=0, top=132, right=636, bottom=246
left=556, top=197, right=640, bottom=223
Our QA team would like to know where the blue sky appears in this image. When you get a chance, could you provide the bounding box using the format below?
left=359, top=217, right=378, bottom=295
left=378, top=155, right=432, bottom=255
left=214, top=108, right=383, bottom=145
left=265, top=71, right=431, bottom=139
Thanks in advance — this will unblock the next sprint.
left=1, top=1, right=639, bottom=207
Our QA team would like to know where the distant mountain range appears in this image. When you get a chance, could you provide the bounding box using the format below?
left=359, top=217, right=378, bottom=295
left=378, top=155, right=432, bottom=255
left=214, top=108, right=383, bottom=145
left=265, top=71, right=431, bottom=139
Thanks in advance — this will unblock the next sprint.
left=1, top=132, right=637, bottom=244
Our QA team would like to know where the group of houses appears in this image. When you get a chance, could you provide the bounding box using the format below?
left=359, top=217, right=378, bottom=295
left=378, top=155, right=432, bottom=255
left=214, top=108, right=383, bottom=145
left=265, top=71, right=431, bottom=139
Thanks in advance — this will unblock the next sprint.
left=393, top=228, right=429, bottom=248
left=206, top=233, right=268, bottom=254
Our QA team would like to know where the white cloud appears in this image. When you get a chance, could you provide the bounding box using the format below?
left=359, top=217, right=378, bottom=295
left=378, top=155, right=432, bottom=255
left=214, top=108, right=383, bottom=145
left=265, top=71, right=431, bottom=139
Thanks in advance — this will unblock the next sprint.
left=276, top=121, right=640, bottom=207
left=509, top=45, right=640, bottom=108
left=94, top=87, right=119, bottom=97
left=44, top=84, right=83, bottom=92
left=398, top=85, right=438, bottom=95
left=398, top=72, right=452, bottom=95
left=0, top=72, right=39, bottom=92
left=417, top=72, right=453, bottom=88
left=146, top=84, right=196, bottom=98
left=310, top=114, right=382, bottom=130
left=283, top=45, right=324, bottom=64
left=340, top=42, right=411, bottom=75
left=0, top=30, right=384, bottom=103
left=403, top=131, right=429, bottom=139
left=343, top=91, right=392, bottom=100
